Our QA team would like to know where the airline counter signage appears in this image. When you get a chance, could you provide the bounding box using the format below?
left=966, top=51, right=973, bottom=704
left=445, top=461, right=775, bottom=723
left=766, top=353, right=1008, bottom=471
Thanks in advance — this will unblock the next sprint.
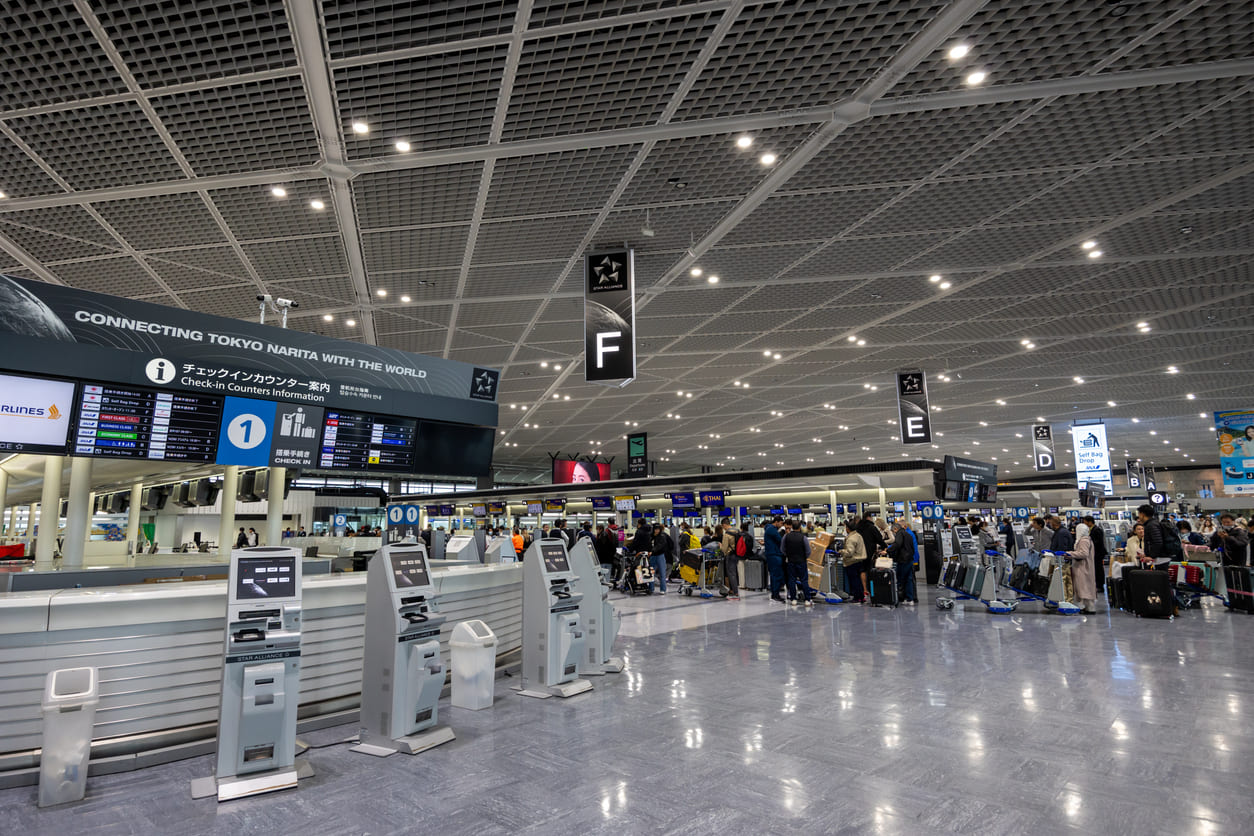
left=1125, top=459, right=1144, bottom=491
left=0, top=274, right=497, bottom=425
left=895, top=371, right=932, bottom=444
left=590, top=496, right=613, bottom=511
left=584, top=250, right=636, bottom=385
left=385, top=504, right=422, bottom=544
left=1032, top=424, right=1056, bottom=472
left=543, top=499, right=566, bottom=513
left=699, top=490, right=726, bottom=508
left=1070, top=422, right=1113, bottom=494
left=486, top=501, right=507, bottom=514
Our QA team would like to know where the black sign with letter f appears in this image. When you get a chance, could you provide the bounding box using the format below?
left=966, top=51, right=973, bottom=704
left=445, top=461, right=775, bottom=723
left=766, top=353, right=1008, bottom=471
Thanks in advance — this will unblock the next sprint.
left=584, top=250, right=636, bottom=386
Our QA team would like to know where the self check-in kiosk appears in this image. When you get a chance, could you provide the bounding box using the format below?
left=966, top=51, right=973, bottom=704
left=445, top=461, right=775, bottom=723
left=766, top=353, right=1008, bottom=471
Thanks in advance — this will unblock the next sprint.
left=444, top=534, right=478, bottom=563
left=484, top=536, right=516, bottom=563
left=352, top=543, right=455, bottom=757
left=568, top=539, right=623, bottom=675
left=516, top=539, right=592, bottom=699
left=192, top=547, right=308, bottom=802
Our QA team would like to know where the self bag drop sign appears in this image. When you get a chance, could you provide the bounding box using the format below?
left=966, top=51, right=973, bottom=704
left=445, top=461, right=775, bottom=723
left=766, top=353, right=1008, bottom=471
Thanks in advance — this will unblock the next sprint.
left=0, top=274, right=498, bottom=424
left=1215, top=410, right=1254, bottom=495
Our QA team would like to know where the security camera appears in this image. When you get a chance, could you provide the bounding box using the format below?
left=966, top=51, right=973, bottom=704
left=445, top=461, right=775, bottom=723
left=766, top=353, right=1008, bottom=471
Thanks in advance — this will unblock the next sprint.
left=274, top=297, right=296, bottom=308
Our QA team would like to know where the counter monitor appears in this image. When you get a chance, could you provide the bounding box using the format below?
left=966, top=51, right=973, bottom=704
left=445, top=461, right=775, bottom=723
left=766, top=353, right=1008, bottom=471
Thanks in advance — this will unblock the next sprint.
left=389, top=551, right=431, bottom=589
left=318, top=410, right=417, bottom=473
left=234, top=554, right=297, bottom=600
left=74, top=383, right=222, bottom=462
left=540, top=542, right=570, bottom=574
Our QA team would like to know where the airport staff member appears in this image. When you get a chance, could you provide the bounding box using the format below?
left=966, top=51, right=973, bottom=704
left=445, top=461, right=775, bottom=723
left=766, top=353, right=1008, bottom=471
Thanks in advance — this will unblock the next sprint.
left=763, top=517, right=785, bottom=602
left=511, top=527, right=525, bottom=556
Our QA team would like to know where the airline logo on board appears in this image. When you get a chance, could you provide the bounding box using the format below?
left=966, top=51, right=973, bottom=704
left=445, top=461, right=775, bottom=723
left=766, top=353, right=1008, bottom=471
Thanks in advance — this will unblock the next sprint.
left=0, top=402, right=62, bottom=419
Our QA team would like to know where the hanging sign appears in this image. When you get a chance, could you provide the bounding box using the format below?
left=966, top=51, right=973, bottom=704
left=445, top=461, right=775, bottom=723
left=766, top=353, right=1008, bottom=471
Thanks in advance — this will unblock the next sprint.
left=1125, top=458, right=1144, bottom=491
left=1032, top=424, right=1056, bottom=471
left=627, top=432, right=648, bottom=476
left=584, top=250, right=636, bottom=384
left=1070, top=422, right=1113, bottom=494
left=895, top=370, right=931, bottom=444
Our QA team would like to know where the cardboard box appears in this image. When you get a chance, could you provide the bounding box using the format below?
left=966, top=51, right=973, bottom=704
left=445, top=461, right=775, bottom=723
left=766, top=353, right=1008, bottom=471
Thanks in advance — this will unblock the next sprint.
left=807, top=531, right=834, bottom=591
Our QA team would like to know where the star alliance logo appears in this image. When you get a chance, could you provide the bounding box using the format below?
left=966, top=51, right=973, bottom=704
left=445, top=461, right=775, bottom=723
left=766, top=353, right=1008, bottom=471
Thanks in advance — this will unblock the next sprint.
left=899, top=373, right=923, bottom=396
left=470, top=367, right=499, bottom=401
left=1034, top=425, right=1052, bottom=440
left=589, top=252, right=628, bottom=292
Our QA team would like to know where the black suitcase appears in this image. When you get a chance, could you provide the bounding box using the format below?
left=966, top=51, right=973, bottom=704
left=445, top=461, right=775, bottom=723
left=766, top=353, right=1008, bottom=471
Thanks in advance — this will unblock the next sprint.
left=1009, top=564, right=1031, bottom=590
left=1126, top=569, right=1174, bottom=618
left=953, top=563, right=968, bottom=591
left=1107, top=576, right=1127, bottom=610
left=1030, top=571, right=1051, bottom=598
left=869, top=567, right=898, bottom=607
left=1225, top=566, right=1253, bottom=613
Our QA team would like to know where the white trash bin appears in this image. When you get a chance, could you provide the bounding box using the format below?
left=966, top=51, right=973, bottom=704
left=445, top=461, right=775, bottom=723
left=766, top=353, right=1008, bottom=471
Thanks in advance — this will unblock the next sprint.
left=39, top=667, right=99, bottom=807
left=450, top=620, right=497, bottom=710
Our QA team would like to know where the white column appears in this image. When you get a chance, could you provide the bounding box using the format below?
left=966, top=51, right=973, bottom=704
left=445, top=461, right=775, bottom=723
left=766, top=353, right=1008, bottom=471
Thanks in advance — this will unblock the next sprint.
left=878, top=485, right=888, bottom=517
left=126, top=483, right=143, bottom=554
left=62, top=457, right=93, bottom=569
left=265, top=466, right=285, bottom=546
left=0, top=467, right=7, bottom=536
left=218, top=466, right=239, bottom=557
left=6, top=505, right=16, bottom=538
left=35, top=456, right=62, bottom=567
left=25, top=503, right=37, bottom=551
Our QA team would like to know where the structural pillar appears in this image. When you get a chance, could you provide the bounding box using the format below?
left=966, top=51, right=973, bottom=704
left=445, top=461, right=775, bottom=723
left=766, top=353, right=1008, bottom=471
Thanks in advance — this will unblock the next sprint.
left=126, top=483, right=143, bottom=555
left=35, top=456, right=62, bottom=567
left=218, top=466, right=239, bottom=557
left=25, top=503, right=37, bottom=551
left=878, top=486, right=888, bottom=518
left=265, top=466, right=285, bottom=546
left=0, top=467, right=7, bottom=536
left=62, top=457, right=93, bottom=569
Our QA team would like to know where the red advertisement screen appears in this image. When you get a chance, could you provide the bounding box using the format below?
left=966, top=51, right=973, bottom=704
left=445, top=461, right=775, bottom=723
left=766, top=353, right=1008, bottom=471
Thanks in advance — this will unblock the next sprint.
left=552, top=460, right=611, bottom=484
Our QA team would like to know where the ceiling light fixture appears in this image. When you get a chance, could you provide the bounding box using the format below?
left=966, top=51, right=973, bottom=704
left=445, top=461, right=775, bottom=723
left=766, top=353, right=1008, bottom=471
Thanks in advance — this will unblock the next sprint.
left=1107, top=400, right=1116, bottom=407
left=1167, top=365, right=1179, bottom=374
left=553, top=364, right=561, bottom=370
left=1186, top=393, right=1196, bottom=400
left=773, top=353, right=782, bottom=360
left=395, top=140, right=411, bottom=152
left=939, top=281, right=952, bottom=290
left=856, top=339, right=866, bottom=346
left=0, top=190, right=7, bottom=199
left=929, top=274, right=942, bottom=283
left=400, top=295, right=410, bottom=303
left=735, top=135, right=753, bottom=149
left=707, top=274, right=719, bottom=284
left=1087, top=249, right=1103, bottom=259
left=376, top=289, right=387, bottom=297
left=763, top=350, right=772, bottom=357
left=690, top=267, right=703, bottom=277
left=351, top=120, right=370, bottom=135
left=322, top=314, right=333, bottom=322
left=1082, top=240, right=1097, bottom=250
left=540, top=361, right=548, bottom=368
left=309, top=199, right=325, bottom=210
left=270, top=186, right=287, bottom=198
left=947, top=43, right=971, bottom=60
left=965, top=70, right=987, bottom=85
left=759, top=152, right=777, bottom=165
left=346, top=318, right=356, bottom=327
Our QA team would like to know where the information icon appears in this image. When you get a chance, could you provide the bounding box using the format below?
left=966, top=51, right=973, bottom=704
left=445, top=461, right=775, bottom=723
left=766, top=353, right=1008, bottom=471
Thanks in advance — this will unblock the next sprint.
left=145, top=357, right=176, bottom=385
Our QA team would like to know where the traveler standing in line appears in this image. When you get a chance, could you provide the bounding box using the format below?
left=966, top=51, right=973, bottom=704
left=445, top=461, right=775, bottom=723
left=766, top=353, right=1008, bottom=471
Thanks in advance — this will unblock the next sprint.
left=1030, top=518, right=1051, bottom=553
left=1000, top=517, right=1016, bottom=555
left=421, top=525, right=433, bottom=548
left=840, top=519, right=868, bottom=603
left=630, top=519, right=651, bottom=555
left=1120, top=522, right=1144, bottom=565
left=1210, top=513, right=1250, bottom=566
left=857, top=514, right=886, bottom=559
left=1048, top=517, right=1073, bottom=552
left=1066, top=525, right=1099, bottom=614
left=235, top=527, right=248, bottom=549
left=782, top=521, right=813, bottom=604
left=1136, top=504, right=1170, bottom=568
left=763, top=517, right=786, bottom=602
left=1199, top=516, right=1217, bottom=537
left=594, top=524, right=617, bottom=580
left=719, top=524, right=741, bottom=600
left=1085, top=515, right=1108, bottom=598
left=1177, top=520, right=1206, bottom=546
left=578, top=521, right=594, bottom=542
left=887, top=519, right=919, bottom=605
left=649, top=523, right=673, bottom=595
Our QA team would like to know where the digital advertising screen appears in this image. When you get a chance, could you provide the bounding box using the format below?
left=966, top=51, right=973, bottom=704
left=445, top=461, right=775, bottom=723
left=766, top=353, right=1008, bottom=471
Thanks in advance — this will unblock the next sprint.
left=74, top=383, right=222, bottom=462
left=670, top=492, right=695, bottom=509
left=0, top=373, right=75, bottom=455
left=540, top=542, right=570, bottom=574
left=389, top=550, right=431, bottom=589
left=319, top=410, right=417, bottom=472
left=234, top=555, right=297, bottom=601
left=552, top=459, right=611, bottom=484
left=415, top=420, right=494, bottom=478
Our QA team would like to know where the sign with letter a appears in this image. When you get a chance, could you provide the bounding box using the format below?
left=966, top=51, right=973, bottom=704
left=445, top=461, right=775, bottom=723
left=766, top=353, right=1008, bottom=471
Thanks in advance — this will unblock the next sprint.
left=895, top=371, right=931, bottom=444
left=584, top=249, right=636, bottom=385
left=1032, top=424, right=1056, bottom=472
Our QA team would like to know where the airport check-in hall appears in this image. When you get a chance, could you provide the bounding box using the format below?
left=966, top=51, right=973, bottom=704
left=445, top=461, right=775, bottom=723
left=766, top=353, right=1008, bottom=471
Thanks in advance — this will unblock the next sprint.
left=0, top=1, right=1251, bottom=834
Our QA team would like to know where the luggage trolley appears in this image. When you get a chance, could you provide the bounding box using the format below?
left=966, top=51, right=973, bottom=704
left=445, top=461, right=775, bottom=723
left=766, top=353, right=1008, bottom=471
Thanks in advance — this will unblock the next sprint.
left=678, top=547, right=723, bottom=599
left=1167, top=560, right=1229, bottom=611
left=1002, top=549, right=1072, bottom=613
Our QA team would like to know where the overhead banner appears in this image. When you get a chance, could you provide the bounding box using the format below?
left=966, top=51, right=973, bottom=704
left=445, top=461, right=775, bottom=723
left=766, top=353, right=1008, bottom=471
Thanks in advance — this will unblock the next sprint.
left=1215, top=409, right=1254, bottom=494
left=1144, top=466, right=1158, bottom=492
left=0, top=274, right=498, bottom=425
left=627, top=431, right=648, bottom=476
left=895, top=370, right=932, bottom=444
left=1070, top=422, right=1112, bottom=494
left=584, top=250, right=636, bottom=385
left=1125, top=458, right=1144, bottom=491
left=1032, top=424, right=1056, bottom=471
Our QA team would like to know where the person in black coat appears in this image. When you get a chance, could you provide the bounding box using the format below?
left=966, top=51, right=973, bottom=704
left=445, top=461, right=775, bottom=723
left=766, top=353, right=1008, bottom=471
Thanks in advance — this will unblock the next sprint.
left=856, top=515, right=886, bottom=556
left=1085, top=515, right=1107, bottom=595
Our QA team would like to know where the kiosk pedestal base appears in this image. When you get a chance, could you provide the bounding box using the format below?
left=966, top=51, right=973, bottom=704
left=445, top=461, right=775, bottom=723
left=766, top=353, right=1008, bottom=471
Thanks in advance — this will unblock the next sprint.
left=515, top=678, right=593, bottom=699
left=190, top=758, right=313, bottom=802
left=351, top=726, right=455, bottom=757
left=584, top=657, right=624, bottom=676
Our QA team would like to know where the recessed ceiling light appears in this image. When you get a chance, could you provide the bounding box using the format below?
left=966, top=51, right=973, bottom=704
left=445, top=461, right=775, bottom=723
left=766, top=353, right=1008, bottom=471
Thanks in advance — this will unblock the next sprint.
left=690, top=267, right=703, bottom=277
left=1025, top=342, right=1036, bottom=349
left=856, top=339, right=866, bottom=346
left=1200, top=412, right=1207, bottom=418
left=929, top=274, right=942, bottom=283
left=553, top=364, right=561, bottom=370
left=735, top=135, right=753, bottom=149
left=400, top=295, right=410, bottom=303
left=563, top=395, right=570, bottom=401
left=847, top=335, right=858, bottom=342
left=1131, top=418, right=1140, bottom=423
left=939, top=281, right=952, bottom=290
left=1107, top=400, right=1116, bottom=407
left=707, top=275, right=719, bottom=284
left=270, top=186, right=287, bottom=198
left=1186, top=393, right=1196, bottom=400
left=1036, top=416, right=1045, bottom=422
left=965, top=70, right=987, bottom=85
left=759, top=152, right=777, bottom=165
left=1082, top=240, right=1097, bottom=250
left=376, top=289, right=387, bottom=297
left=309, top=199, right=325, bottom=210
left=1167, top=366, right=1179, bottom=374
left=322, top=314, right=333, bottom=322
left=351, top=120, right=370, bottom=135
left=346, top=318, right=356, bottom=327
left=947, top=43, right=971, bottom=60
left=1136, top=321, right=1148, bottom=328
left=1087, top=249, right=1103, bottom=259
left=996, top=399, right=1006, bottom=405
left=1073, top=376, right=1084, bottom=384
left=395, top=140, right=411, bottom=152
left=742, top=383, right=749, bottom=389
left=540, top=361, right=548, bottom=368
left=0, top=190, right=7, bottom=199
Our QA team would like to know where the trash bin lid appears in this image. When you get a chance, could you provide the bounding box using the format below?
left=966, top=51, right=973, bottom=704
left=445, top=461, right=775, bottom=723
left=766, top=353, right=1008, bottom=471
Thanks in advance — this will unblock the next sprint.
left=451, top=619, right=496, bottom=645
left=44, top=667, right=98, bottom=705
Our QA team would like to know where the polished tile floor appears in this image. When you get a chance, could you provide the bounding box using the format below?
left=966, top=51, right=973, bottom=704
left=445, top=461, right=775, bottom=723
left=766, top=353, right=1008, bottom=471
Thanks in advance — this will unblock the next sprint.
left=5, top=581, right=1250, bottom=835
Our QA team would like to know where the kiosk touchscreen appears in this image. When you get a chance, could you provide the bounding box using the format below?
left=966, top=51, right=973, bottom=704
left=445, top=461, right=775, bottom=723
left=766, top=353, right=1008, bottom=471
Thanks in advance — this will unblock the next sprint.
left=353, top=543, right=455, bottom=757
left=191, top=547, right=308, bottom=802
left=567, top=539, right=623, bottom=675
left=517, top=539, right=592, bottom=699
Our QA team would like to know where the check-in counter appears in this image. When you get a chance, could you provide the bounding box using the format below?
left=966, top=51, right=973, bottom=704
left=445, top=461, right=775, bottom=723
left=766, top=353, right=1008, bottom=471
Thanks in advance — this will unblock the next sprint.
left=0, top=563, right=522, bottom=783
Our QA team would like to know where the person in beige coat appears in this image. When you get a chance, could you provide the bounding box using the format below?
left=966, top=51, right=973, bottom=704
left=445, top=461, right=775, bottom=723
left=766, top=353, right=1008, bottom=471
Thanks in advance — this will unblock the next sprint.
left=1067, top=526, right=1099, bottom=613
left=840, top=519, right=869, bottom=603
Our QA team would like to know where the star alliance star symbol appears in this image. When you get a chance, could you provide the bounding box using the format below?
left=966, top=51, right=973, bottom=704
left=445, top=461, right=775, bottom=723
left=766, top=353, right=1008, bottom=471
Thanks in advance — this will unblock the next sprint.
left=594, top=255, right=623, bottom=284
left=475, top=371, right=495, bottom=394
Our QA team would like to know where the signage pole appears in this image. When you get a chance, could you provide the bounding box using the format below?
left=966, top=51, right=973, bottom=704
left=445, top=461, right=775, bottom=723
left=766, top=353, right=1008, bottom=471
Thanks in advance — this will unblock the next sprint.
left=265, top=466, right=286, bottom=546
left=218, top=466, right=239, bottom=557
left=61, top=457, right=93, bottom=569
left=35, top=456, right=61, bottom=568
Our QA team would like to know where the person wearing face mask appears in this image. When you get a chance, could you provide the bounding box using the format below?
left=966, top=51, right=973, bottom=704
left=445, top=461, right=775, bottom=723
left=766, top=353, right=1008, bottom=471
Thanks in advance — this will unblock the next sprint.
left=1210, top=513, right=1250, bottom=566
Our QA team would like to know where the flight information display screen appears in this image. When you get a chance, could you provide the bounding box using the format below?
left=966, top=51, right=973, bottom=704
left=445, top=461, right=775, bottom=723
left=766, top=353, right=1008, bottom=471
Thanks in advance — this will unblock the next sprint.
left=318, top=410, right=417, bottom=472
left=74, top=384, right=222, bottom=462
left=389, top=549, right=431, bottom=590
left=234, top=555, right=297, bottom=600
left=540, top=542, right=570, bottom=574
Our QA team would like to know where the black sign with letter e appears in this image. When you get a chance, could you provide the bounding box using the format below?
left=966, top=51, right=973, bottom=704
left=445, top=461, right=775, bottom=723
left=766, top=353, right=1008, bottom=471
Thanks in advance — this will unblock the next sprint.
left=627, top=431, right=647, bottom=477
left=584, top=250, right=636, bottom=385
left=1032, top=424, right=1056, bottom=472
left=895, top=370, right=931, bottom=444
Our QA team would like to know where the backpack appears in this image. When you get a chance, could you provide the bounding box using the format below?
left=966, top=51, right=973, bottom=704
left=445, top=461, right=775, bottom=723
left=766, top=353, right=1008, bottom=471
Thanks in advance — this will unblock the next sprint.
left=1158, top=520, right=1184, bottom=559
left=736, top=533, right=749, bottom=557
